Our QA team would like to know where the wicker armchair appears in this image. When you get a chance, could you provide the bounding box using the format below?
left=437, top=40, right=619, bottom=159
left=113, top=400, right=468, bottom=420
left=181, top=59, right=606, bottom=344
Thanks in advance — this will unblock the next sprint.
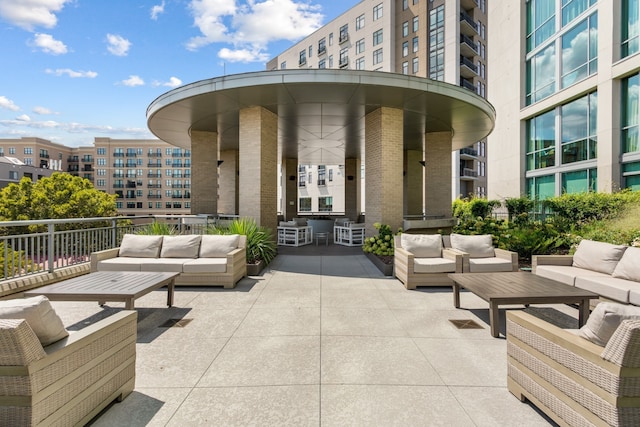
left=0, top=310, right=137, bottom=426
left=507, top=311, right=640, bottom=427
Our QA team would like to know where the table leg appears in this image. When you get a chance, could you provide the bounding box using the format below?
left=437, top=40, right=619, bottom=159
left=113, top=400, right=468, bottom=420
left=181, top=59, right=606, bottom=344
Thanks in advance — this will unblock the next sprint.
left=578, top=298, right=591, bottom=327
left=167, top=279, right=175, bottom=307
left=489, top=301, right=500, bottom=338
left=125, top=298, right=135, bottom=310
left=453, top=283, right=461, bottom=308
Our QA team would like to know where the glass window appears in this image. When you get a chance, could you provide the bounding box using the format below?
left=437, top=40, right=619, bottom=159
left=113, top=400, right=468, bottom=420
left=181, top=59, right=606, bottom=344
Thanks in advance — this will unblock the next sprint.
left=319, top=59, right=326, bottom=69
left=373, top=48, right=383, bottom=65
left=329, top=33, right=333, bottom=46
left=526, top=0, right=556, bottom=52
left=561, top=92, right=597, bottom=164
left=299, top=197, right=311, bottom=212
left=623, top=0, right=640, bottom=57
left=356, top=14, right=365, bottom=30
left=403, top=0, right=408, bottom=10
left=340, top=24, right=349, bottom=42
left=412, top=57, right=419, bottom=74
left=622, top=74, right=640, bottom=154
left=413, top=16, right=419, bottom=32
left=318, top=38, right=326, bottom=54
left=429, top=5, right=445, bottom=81
left=623, top=162, right=640, bottom=190
left=562, top=168, right=597, bottom=193
left=356, top=57, right=365, bottom=70
left=356, top=38, right=365, bottom=54
left=560, top=14, right=597, bottom=89
left=402, top=61, right=409, bottom=75
left=402, top=41, right=409, bottom=57
left=97, top=148, right=106, bottom=155
left=413, top=37, right=419, bottom=53
left=299, top=50, right=306, bottom=65
left=339, top=48, right=348, bottom=67
left=526, top=110, right=556, bottom=171
left=373, top=29, right=383, bottom=46
left=402, top=21, right=409, bottom=37
left=373, top=3, right=383, bottom=20
left=319, top=196, right=333, bottom=212
left=526, top=43, right=556, bottom=105
left=562, top=0, right=596, bottom=27
left=526, top=174, right=556, bottom=200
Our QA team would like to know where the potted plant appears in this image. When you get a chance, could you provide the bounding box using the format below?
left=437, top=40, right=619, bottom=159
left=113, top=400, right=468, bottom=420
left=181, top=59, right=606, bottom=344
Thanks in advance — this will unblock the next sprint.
left=208, top=217, right=277, bottom=275
left=362, top=222, right=398, bottom=276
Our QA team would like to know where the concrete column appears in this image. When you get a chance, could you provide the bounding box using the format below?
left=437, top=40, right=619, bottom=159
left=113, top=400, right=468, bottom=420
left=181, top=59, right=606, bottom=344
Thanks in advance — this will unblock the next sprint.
left=190, top=130, right=218, bottom=215
left=284, top=158, right=298, bottom=220
left=424, top=131, right=453, bottom=217
left=238, top=106, right=278, bottom=232
left=218, top=150, right=238, bottom=215
left=404, top=149, right=424, bottom=217
left=344, top=158, right=361, bottom=222
left=365, top=107, right=403, bottom=236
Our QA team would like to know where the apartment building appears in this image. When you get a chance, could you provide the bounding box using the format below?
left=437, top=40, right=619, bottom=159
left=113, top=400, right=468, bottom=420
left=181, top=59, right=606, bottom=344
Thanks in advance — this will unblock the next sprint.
left=488, top=0, right=640, bottom=200
left=267, top=0, right=489, bottom=202
left=0, top=155, right=56, bottom=188
left=0, top=137, right=192, bottom=216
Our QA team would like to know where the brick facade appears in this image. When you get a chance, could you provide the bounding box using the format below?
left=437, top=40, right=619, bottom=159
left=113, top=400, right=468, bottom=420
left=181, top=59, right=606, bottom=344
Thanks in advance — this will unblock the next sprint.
left=191, top=131, right=218, bottom=215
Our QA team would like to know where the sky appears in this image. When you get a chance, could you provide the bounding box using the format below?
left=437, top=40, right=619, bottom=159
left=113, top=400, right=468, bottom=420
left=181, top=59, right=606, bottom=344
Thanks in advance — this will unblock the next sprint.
left=0, top=0, right=362, bottom=147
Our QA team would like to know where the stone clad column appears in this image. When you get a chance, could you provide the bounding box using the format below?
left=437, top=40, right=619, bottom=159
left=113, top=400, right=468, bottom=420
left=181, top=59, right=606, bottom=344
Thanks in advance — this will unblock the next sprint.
left=344, top=158, right=361, bottom=222
left=218, top=150, right=238, bottom=215
left=405, top=149, right=424, bottom=217
left=190, top=130, right=218, bottom=215
left=239, top=106, right=278, bottom=232
left=284, top=158, right=298, bottom=220
left=424, top=131, right=453, bottom=217
left=365, top=107, right=403, bottom=235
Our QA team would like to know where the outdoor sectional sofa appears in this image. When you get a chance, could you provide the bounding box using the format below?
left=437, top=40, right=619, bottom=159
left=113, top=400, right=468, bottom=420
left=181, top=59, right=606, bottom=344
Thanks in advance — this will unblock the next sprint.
left=90, top=234, right=246, bottom=288
left=533, top=239, right=640, bottom=306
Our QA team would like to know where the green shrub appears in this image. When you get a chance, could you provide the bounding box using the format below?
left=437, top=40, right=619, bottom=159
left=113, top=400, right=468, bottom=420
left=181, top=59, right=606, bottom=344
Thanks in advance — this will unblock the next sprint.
left=362, top=223, right=398, bottom=257
left=208, top=217, right=277, bottom=265
left=452, top=196, right=501, bottom=220
left=135, top=222, right=177, bottom=235
left=505, top=196, right=534, bottom=225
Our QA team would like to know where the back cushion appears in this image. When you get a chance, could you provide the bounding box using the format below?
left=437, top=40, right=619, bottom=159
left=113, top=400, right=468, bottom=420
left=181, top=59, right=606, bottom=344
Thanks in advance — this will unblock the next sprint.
left=160, top=235, right=202, bottom=258
left=119, top=234, right=163, bottom=258
left=449, top=234, right=495, bottom=258
left=612, top=246, right=640, bottom=282
left=401, top=234, right=442, bottom=258
left=0, top=296, right=69, bottom=346
left=200, top=234, right=240, bottom=257
left=572, top=239, right=627, bottom=275
left=578, top=302, right=640, bottom=346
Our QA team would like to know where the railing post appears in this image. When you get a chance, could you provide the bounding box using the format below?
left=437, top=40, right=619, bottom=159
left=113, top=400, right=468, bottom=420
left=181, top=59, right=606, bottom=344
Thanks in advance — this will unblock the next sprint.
left=111, top=219, right=117, bottom=247
left=48, top=223, right=55, bottom=273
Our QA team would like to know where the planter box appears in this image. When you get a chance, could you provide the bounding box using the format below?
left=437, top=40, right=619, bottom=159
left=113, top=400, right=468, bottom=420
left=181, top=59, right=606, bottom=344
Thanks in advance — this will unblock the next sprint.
left=365, top=252, right=393, bottom=276
left=246, top=260, right=265, bottom=276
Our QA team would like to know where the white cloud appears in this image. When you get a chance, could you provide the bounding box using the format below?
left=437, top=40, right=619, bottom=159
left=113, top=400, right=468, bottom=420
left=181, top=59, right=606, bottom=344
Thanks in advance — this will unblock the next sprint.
left=0, top=96, right=20, bottom=111
left=106, top=33, right=131, bottom=56
left=0, top=0, right=71, bottom=31
left=45, top=68, right=98, bottom=78
left=219, top=47, right=269, bottom=63
left=0, top=117, right=152, bottom=137
left=33, top=106, right=55, bottom=115
left=150, top=1, right=165, bottom=20
left=16, top=114, right=31, bottom=121
left=32, top=33, right=68, bottom=54
left=185, top=0, right=238, bottom=50
left=121, top=75, right=145, bottom=87
left=152, top=76, right=182, bottom=88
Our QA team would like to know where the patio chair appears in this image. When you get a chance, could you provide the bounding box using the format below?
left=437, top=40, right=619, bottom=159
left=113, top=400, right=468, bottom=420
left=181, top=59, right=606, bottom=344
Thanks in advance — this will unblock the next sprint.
left=393, top=234, right=463, bottom=289
left=0, top=310, right=137, bottom=426
left=445, top=233, right=518, bottom=273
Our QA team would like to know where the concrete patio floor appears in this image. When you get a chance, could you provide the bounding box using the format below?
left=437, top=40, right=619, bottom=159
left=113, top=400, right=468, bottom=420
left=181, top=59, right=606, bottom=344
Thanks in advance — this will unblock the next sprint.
left=50, top=252, right=570, bottom=426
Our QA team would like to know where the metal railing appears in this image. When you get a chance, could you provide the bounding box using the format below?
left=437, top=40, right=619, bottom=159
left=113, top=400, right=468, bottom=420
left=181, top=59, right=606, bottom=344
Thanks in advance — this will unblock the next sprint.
left=0, top=215, right=216, bottom=282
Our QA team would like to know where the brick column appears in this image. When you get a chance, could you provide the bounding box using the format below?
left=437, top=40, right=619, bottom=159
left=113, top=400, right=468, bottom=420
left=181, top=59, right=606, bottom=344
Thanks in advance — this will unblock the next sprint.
left=365, top=107, right=403, bottom=236
left=190, top=130, right=218, bottom=215
left=238, top=106, right=278, bottom=232
left=405, top=149, right=424, bottom=217
left=284, top=158, right=298, bottom=220
left=218, top=149, right=238, bottom=215
left=344, top=158, right=361, bottom=222
left=424, top=131, right=453, bottom=217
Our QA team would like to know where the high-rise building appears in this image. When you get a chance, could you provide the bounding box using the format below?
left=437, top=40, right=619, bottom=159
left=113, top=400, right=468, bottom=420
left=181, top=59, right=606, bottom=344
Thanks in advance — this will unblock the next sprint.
left=488, top=0, right=640, bottom=200
left=267, top=0, right=489, bottom=202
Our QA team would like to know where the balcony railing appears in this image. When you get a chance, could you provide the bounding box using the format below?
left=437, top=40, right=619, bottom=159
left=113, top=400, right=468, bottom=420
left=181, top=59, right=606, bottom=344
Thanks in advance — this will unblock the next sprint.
left=461, top=168, right=478, bottom=178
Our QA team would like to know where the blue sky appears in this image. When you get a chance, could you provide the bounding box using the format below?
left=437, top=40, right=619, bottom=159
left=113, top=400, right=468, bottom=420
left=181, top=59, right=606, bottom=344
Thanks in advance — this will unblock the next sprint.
left=0, top=0, right=361, bottom=147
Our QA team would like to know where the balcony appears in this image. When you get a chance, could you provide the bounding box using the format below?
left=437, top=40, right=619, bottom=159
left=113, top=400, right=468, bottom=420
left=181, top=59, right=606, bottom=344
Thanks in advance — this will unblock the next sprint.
left=147, top=194, right=162, bottom=199
left=83, top=166, right=94, bottom=172
left=459, top=56, right=478, bottom=79
left=339, top=57, right=349, bottom=68
left=113, top=153, right=124, bottom=157
left=125, top=174, right=137, bottom=178
left=68, top=165, right=79, bottom=172
left=171, top=153, right=183, bottom=157
left=460, top=11, right=479, bottom=37
left=460, top=77, right=476, bottom=92
left=171, top=163, right=183, bottom=168
left=82, top=156, right=94, bottom=163
left=171, top=195, right=183, bottom=199
left=461, top=0, right=479, bottom=9
left=40, top=153, right=50, bottom=159
left=147, top=183, right=162, bottom=188
left=113, top=163, right=124, bottom=167
left=125, top=162, right=137, bottom=168
left=460, top=34, right=478, bottom=57
left=67, top=157, right=79, bottom=163
left=147, top=152, right=161, bottom=157
left=318, top=46, right=326, bottom=55
left=148, top=162, right=161, bottom=167
left=113, top=184, right=124, bottom=188
left=460, top=167, right=479, bottom=180
left=126, top=152, right=137, bottom=157
left=339, top=32, right=349, bottom=44
left=113, top=173, right=125, bottom=178
left=299, top=57, right=306, bottom=66
left=460, top=147, right=478, bottom=159
left=147, top=173, right=162, bottom=178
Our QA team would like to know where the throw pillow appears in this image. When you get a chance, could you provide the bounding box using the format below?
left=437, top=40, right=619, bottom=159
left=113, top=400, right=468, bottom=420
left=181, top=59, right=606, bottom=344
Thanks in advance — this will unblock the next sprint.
left=0, top=296, right=68, bottom=346
left=449, top=234, right=495, bottom=258
left=200, top=234, right=240, bottom=257
left=572, top=239, right=628, bottom=275
left=612, top=246, right=640, bottom=282
left=577, top=302, right=640, bottom=347
left=160, top=235, right=202, bottom=258
left=119, top=234, right=163, bottom=258
left=401, top=234, right=442, bottom=258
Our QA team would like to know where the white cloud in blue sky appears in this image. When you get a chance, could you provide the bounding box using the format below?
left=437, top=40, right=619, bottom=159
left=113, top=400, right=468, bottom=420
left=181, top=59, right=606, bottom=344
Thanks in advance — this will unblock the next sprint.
left=0, top=96, right=20, bottom=111
left=0, top=0, right=71, bottom=31
left=45, top=68, right=98, bottom=78
left=106, top=34, right=131, bottom=56
left=31, top=33, right=68, bottom=54
left=150, top=1, right=165, bottom=20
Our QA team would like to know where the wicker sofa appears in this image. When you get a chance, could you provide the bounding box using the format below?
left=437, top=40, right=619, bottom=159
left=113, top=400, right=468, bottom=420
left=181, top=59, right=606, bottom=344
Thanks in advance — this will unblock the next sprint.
left=533, top=240, right=640, bottom=305
left=91, top=234, right=247, bottom=288
left=0, top=310, right=137, bottom=426
left=507, top=310, right=640, bottom=426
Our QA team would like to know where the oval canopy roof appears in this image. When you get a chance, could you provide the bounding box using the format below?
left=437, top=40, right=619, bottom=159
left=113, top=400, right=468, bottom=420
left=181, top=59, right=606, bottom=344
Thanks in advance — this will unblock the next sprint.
left=147, top=70, right=495, bottom=165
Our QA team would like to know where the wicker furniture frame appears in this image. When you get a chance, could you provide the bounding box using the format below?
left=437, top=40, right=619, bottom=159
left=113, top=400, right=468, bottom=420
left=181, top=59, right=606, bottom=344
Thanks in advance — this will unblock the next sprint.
left=0, top=310, right=137, bottom=426
left=507, top=310, right=640, bottom=426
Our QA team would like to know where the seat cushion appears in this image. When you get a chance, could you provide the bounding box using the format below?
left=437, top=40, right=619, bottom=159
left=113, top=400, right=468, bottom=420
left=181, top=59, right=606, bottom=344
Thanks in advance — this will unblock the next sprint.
left=572, top=239, right=628, bottom=275
left=469, top=257, right=513, bottom=273
left=578, top=302, right=640, bottom=346
left=0, top=296, right=68, bottom=346
left=138, top=258, right=190, bottom=273
left=450, top=234, right=495, bottom=258
left=535, top=265, right=609, bottom=286
left=612, top=246, right=640, bottom=282
left=97, top=257, right=144, bottom=272
left=200, top=234, right=240, bottom=257
left=401, top=234, right=442, bottom=258
left=182, top=258, right=228, bottom=274
left=575, top=276, right=632, bottom=304
left=160, top=235, right=201, bottom=258
left=413, top=257, right=457, bottom=274
left=118, top=234, right=163, bottom=258
left=629, top=286, right=640, bottom=306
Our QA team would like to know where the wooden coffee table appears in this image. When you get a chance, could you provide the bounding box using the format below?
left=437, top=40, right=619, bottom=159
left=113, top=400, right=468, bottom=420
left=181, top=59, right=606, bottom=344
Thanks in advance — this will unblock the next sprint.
left=25, top=271, right=179, bottom=310
left=448, top=272, right=598, bottom=337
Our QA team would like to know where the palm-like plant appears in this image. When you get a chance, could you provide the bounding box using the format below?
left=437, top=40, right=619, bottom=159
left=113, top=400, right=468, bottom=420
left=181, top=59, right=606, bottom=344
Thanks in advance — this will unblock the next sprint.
left=135, top=222, right=177, bottom=235
left=208, top=217, right=276, bottom=265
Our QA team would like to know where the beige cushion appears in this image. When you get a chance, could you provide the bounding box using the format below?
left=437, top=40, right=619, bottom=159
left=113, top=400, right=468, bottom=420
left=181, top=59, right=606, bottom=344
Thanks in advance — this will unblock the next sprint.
left=199, top=234, right=240, bottom=257
left=160, top=235, right=201, bottom=258
left=413, top=257, right=457, bottom=274
left=401, top=234, right=442, bottom=258
left=450, top=234, right=495, bottom=258
left=139, top=258, right=190, bottom=273
left=0, top=296, right=68, bottom=346
left=575, top=276, right=632, bottom=304
left=572, top=239, right=627, bottom=275
left=97, top=258, right=143, bottom=271
left=612, top=246, right=640, bottom=282
left=469, top=258, right=514, bottom=273
left=578, top=302, right=640, bottom=346
left=119, top=234, right=163, bottom=258
left=183, top=258, right=228, bottom=273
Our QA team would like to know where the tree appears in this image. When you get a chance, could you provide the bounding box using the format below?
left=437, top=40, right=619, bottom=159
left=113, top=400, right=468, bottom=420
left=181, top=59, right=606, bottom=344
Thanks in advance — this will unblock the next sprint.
left=0, top=173, right=117, bottom=230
